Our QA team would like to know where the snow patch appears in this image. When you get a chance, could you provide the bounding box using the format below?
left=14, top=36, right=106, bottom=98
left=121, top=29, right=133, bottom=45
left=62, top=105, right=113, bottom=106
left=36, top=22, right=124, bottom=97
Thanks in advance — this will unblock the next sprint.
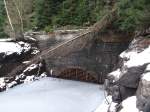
left=18, top=41, right=31, bottom=53
left=31, top=49, right=40, bottom=54
left=7, top=81, right=17, bottom=88
left=23, top=64, right=38, bottom=72
left=0, top=78, right=6, bottom=88
left=0, top=38, right=13, bottom=42
left=40, top=72, right=47, bottom=78
left=120, top=51, right=137, bottom=59
left=109, top=102, right=118, bottom=112
left=94, top=96, right=113, bottom=112
left=31, top=47, right=40, bottom=54
left=109, top=69, right=121, bottom=81
left=146, top=64, right=150, bottom=71
left=24, top=75, right=35, bottom=83
left=0, top=42, right=23, bottom=55
left=0, top=41, right=31, bottom=56
left=22, top=61, right=31, bottom=64
left=120, top=46, right=150, bottom=68
left=24, top=35, right=37, bottom=41
left=142, top=72, right=150, bottom=81
left=120, top=96, right=139, bottom=112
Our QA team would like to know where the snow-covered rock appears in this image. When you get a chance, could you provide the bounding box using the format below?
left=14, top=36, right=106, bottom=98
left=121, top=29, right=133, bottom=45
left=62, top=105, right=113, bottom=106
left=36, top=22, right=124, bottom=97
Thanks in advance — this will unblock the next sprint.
left=142, top=72, right=150, bottom=82
left=108, top=69, right=122, bottom=82
left=0, top=41, right=31, bottom=62
left=106, top=36, right=150, bottom=112
left=120, top=46, right=150, bottom=68
left=119, top=96, right=139, bottom=112
left=107, top=37, right=150, bottom=85
left=0, top=61, right=47, bottom=92
left=0, top=41, right=31, bottom=55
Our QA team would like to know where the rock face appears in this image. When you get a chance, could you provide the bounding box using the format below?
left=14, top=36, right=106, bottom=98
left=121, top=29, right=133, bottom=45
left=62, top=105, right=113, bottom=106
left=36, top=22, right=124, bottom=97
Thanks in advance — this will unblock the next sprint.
left=136, top=64, right=150, bottom=111
left=106, top=35, right=150, bottom=112
left=41, top=31, right=130, bottom=83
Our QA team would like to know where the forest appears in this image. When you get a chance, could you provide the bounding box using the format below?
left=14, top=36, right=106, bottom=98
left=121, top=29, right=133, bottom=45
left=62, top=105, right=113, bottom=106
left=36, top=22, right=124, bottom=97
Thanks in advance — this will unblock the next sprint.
left=0, top=0, right=150, bottom=38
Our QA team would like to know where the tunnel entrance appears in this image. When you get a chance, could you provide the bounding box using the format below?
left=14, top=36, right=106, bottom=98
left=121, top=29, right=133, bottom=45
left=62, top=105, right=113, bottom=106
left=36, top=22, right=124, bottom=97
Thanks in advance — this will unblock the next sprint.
left=57, top=68, right=98, bottom=83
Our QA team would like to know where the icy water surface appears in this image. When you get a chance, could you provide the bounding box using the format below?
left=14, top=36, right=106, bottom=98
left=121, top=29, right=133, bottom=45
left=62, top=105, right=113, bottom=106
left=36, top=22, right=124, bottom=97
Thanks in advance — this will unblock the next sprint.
left=0, top=78, right=104, bottom=112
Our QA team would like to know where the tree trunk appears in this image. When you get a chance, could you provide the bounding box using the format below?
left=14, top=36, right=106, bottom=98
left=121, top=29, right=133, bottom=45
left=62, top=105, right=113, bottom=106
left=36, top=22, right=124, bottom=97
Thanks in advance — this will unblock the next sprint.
left=12, top=0, right=24, bottom=33
left=4, top=0, right=15, bottom=38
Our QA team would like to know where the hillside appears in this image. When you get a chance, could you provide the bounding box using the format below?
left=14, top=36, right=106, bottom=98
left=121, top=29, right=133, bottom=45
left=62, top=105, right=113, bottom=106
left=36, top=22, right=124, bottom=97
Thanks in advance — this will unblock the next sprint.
left=0, top=0, right=150, bottom=38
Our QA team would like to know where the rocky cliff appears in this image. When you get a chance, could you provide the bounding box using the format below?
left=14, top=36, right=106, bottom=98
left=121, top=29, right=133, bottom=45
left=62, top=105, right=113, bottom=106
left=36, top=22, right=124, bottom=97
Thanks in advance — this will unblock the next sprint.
left=106, top=29, right=150, bottom=112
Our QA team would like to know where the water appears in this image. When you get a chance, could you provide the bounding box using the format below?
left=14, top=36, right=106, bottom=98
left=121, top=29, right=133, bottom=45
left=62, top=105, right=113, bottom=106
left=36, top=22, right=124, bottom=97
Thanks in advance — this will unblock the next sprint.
left=0, top=77, right=105, bottom=112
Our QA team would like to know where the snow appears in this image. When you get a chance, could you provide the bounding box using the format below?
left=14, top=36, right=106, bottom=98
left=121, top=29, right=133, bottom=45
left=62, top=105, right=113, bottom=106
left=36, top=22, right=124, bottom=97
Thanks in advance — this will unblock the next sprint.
left=0, top=41, right=31, bottom=56
left=22, top=61, right=31, bottom=64
left=18, top=41, right=31, bottom=53
left=31, top=47, right=40, bottom=54
left=0, top=42, right=23, bottom=55
left=108, top=102, right=118, bottom=112
left=40, top=72, right=47, bottom=78
left=15, top=73, right=25, bottom=80
left=7, top=81, right=17, bottom=88
left=0, top=78, right=6, bottom=88
left=31, top=49, right=40, bottom=54
left=0, top=38, right=13, bottom=42
left=120, top=51, right=138, bottom=60
left=120, top=46, right=150, bottom=68
left=146, top=64, right=150, bottom=71
left=24, top=75, right=35, bottom=83
left=94, top=96, right=112, bottom=112
left=108, top=69, right=121, bottom=82
left=120, top=96, right=139, bottom=112
left=24, top=35, right=37, bottom=41
left=142, top=72, right=150, bottom=81
left=0, top=78, right=105, bottom=112
left=23, top=64, right=38, bottom=72
left=94, top=100, right=109, bottom=112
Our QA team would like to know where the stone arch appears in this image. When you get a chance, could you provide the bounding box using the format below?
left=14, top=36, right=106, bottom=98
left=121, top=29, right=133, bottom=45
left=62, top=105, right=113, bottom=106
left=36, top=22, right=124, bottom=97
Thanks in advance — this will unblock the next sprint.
left=57, top=67, right=98, bottom=83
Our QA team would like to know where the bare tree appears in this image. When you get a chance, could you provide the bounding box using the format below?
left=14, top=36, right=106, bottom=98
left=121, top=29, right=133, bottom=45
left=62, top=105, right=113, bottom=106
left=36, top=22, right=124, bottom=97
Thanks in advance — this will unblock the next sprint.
left=12, top=0, right=24, bottom=33
left=3, top=0, right=15, bottom=37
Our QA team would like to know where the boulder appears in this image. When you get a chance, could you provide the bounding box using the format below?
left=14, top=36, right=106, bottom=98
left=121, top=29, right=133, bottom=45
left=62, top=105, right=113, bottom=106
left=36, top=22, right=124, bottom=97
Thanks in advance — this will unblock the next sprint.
left=106, top=36, right=150, bottom=112
left=118, top=64, right=148, bottom=88
left=136, top=64, right=150, bottom=111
